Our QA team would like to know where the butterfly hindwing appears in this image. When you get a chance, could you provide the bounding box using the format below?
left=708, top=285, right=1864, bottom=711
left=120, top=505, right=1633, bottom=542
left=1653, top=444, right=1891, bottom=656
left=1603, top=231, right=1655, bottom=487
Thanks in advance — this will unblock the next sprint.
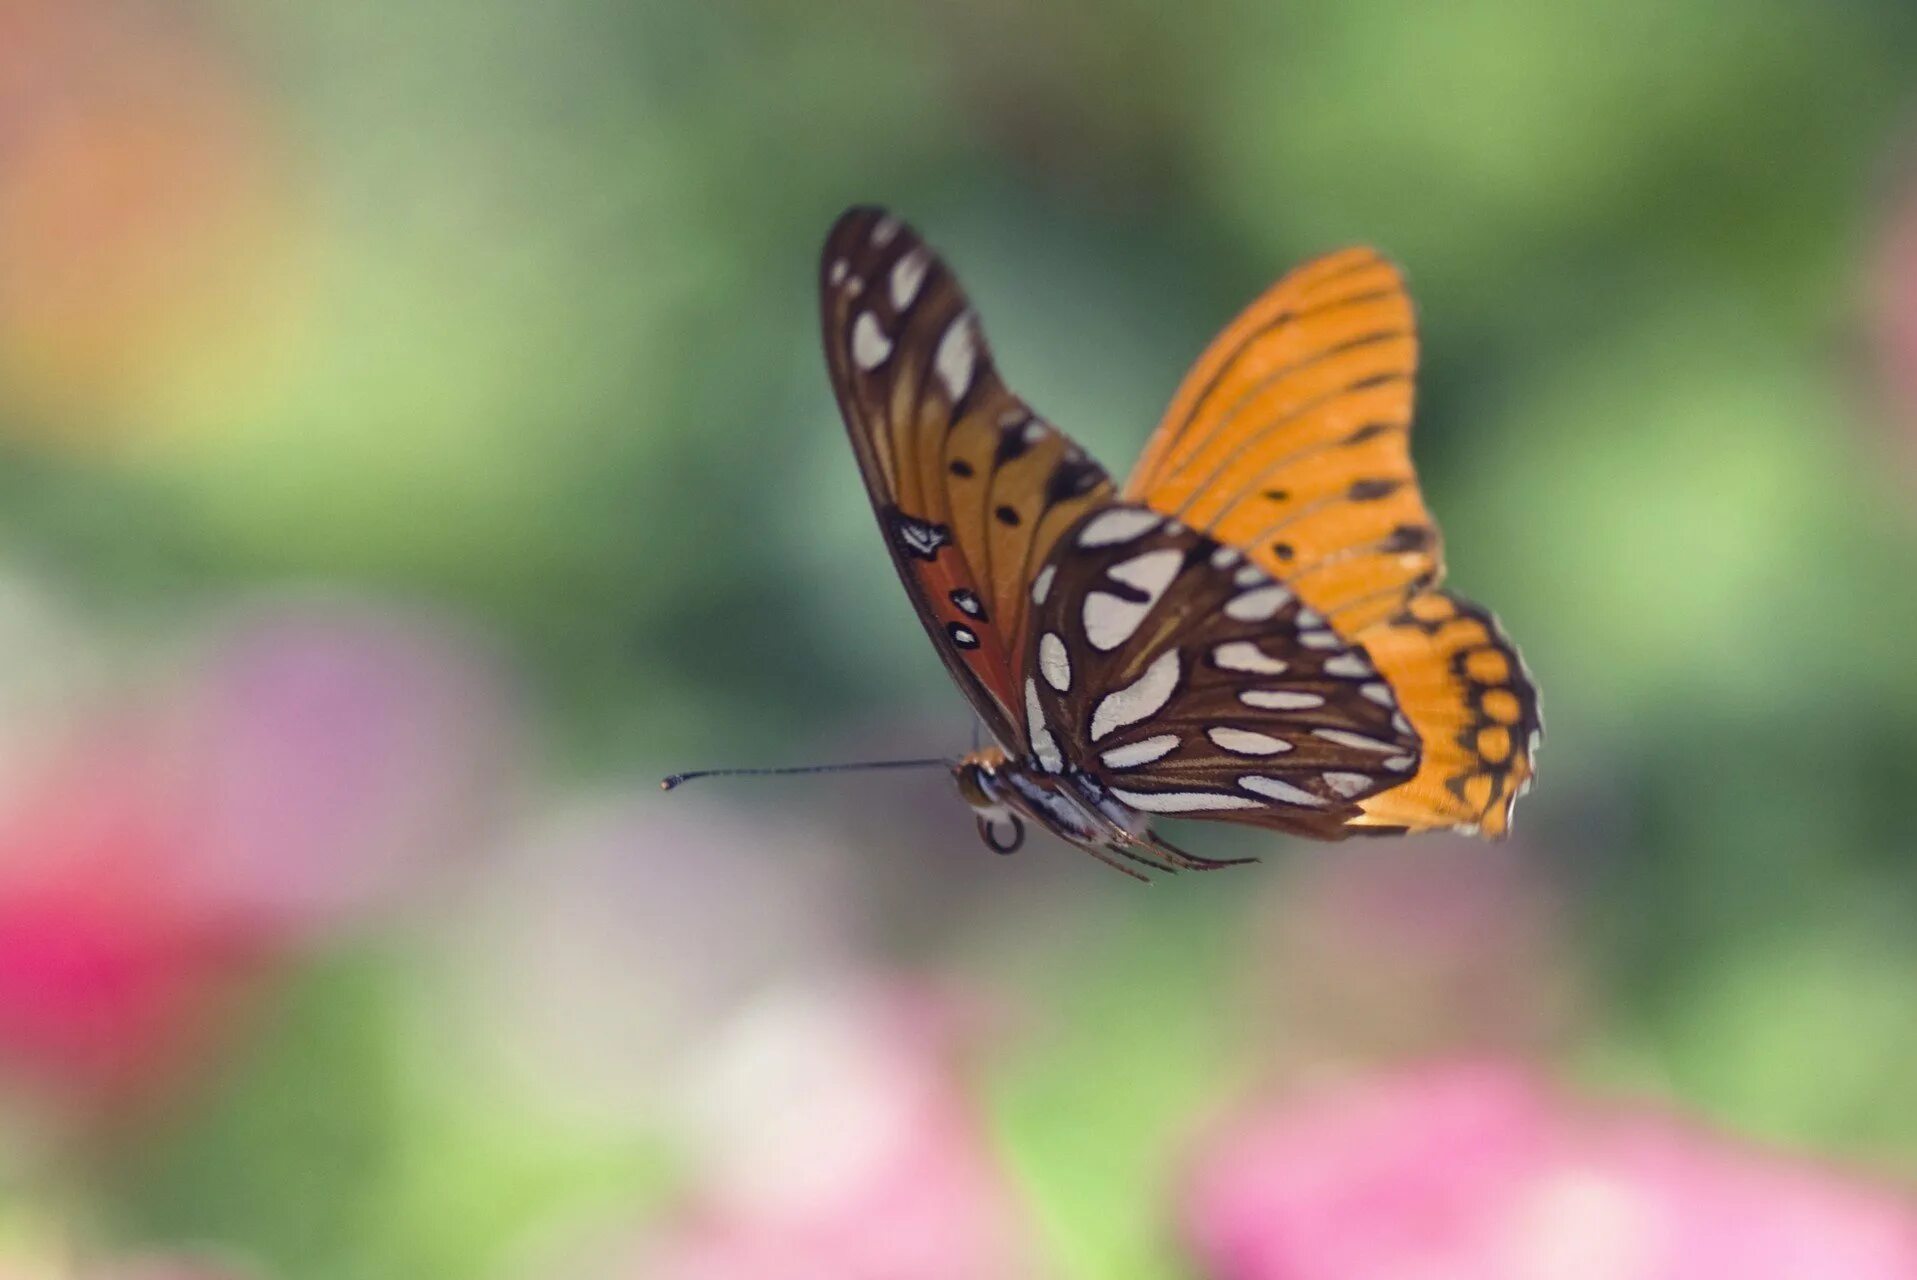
left=1121, top=246, right=1541, bottom=837
left=1019, top=504, right=1420, bottom=837
left=1345, top=590, right=1541, bottom=837
left=821, top=208, right=1116, bottom=749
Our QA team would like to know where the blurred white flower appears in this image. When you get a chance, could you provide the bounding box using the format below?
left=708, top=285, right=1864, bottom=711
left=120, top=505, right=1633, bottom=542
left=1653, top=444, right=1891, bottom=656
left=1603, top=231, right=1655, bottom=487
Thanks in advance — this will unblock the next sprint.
left=437, top=793, right=865, bottom=1129
left=626, top=981, right=1049, bottom=1280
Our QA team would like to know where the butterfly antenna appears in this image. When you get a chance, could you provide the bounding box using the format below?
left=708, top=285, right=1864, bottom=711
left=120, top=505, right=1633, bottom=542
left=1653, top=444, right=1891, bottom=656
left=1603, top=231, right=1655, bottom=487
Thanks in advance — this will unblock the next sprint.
left=661, top=757, right=953, bottom=791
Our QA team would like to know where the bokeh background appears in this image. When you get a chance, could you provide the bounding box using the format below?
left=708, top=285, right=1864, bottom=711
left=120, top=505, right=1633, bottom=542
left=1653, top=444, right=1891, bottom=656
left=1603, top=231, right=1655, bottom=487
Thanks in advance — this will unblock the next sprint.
left=3, top=2, right=1917, bottom=1277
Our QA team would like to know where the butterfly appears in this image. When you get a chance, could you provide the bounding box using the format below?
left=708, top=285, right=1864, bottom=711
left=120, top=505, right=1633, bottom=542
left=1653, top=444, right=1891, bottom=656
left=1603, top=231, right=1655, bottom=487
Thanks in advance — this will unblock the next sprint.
left=820, top=206, right=1540, bottom=878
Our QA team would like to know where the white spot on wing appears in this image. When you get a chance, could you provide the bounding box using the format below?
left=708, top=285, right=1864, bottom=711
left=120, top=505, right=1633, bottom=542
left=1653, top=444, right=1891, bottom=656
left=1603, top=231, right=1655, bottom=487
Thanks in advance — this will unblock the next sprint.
left=1081, top=593, right=1135, bottom=651
left=1078, top=508, right=1162, bottom=547
left=1323, top=653, right=1373, bottom=678
left=1325, top=771, right=1374, bottom=797
left=1026, top=678, right=1063, bottom=773
left=1384, top=754, right=1415, bottom=772
left=1100, top=734, right=1181, bottom=770
left=934, top=312, right=977, bottom=402
left=1082, top=548, right=1182, bottom=651
left=1300, top=629, right=1341, bottom=649
left=1240, top=690, right=1323, bottom=710
left=1031, top=563, right=1057, bottom=606
left=1295, top=608, right=1324, bottom=628
left=1239, top=776, right=1328, bottom=807
left=1210, top=546, right=1241, bottom=569
left=1314, top=728, right=1399, bottom=753
left=1108, top=548, right=1183, bottom=596
left=851, top=312, right=891, bottom=369
left=1208, top=727, right=1293, bottom=755
left=1089, top=648, right=1181, bottom=742
left=1110, top=787, right=1263, bottom=814
left=1212, top=641, right=1288, bottom=675
left=871, top=214, right=900, bottom=245
left=1361, top=682, right=1395, bottom=707
left=828, top=258, right=848, bottom=286
left=1226, top=586, right=1292, bottom=622
left=889, top=247, right=928, bottom=311
left=1233, top=565, right=1266, bottom=587
left=1038, top=632, right=1072, bottom=692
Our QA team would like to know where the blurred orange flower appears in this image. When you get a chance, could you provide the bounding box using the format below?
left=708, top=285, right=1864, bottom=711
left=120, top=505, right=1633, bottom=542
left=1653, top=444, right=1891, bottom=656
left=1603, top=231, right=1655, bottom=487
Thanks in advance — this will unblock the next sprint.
left=0, top=0, right=308, bottom=445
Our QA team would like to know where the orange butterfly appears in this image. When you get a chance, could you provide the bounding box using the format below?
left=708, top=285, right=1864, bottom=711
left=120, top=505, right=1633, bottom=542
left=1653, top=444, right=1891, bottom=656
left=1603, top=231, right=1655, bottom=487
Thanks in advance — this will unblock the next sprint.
left=804, top=207, right=1538, bottom=877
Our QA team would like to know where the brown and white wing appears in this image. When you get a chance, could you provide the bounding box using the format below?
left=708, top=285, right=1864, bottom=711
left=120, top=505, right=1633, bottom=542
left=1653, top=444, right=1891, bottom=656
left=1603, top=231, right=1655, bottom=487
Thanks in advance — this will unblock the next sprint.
left=1019, top=503, right=1420, bottom=838
left=821, top=206, right=1116, bottom=750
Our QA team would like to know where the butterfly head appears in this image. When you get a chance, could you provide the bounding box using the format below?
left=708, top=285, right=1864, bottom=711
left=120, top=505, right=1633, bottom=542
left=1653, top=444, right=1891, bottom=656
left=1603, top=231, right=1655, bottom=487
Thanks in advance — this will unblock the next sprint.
left=954, top=746, right=1027, bottom=854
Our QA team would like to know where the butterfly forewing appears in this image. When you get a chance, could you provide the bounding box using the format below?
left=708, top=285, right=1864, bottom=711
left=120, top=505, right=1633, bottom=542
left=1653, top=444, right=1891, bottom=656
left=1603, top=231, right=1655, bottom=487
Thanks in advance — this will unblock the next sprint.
left=821, top=208, right=1116, bottom=750
left=1019, top=503, right=1420, bottom=836
left=1123, top=247, right=1439, bottom=635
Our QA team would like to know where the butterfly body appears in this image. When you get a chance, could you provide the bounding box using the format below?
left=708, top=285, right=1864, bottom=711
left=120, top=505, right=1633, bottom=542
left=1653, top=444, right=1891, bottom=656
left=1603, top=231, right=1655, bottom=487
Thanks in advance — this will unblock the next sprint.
left=820, top=207, right=1540, bottom=873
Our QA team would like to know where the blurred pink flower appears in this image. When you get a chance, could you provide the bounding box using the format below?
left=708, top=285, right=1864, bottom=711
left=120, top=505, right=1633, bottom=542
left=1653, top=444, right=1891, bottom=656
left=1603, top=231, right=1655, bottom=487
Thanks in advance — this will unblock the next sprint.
left=0, top=731, right=264, bottom=1101
left=1183, top=1060, right=1917, bottom=1280
left=623, top=982, right=1048, bottom=1280
left=0, top=601, right=515, bottom=1114
left=1878, top=161, right=1917, bottom=473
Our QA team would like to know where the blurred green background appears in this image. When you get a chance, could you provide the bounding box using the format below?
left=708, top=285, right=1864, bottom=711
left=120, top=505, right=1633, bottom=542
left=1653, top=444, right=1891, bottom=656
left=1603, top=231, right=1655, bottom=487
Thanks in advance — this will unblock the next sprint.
left=2, top=2, right=1916, bottom=1277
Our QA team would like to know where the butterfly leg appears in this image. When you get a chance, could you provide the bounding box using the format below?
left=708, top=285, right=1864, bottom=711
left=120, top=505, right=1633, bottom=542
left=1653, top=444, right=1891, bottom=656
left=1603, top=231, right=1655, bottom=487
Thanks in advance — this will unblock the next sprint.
left=1129, top=829, right=1258, bottom=872
left=1075, top=841, right=1162, bottom=882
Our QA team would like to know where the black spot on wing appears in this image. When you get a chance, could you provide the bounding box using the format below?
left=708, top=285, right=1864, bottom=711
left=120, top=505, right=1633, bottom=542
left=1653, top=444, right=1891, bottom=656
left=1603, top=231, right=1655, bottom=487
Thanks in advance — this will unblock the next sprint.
left=993, top=419, right=1034, bottom=467
left=1381, top=524, right=1434, bottom=553
left=1343, top=422, right=1394, bottom=446
left=1044, top=454, right=1106, bottom=505
left=1348, top=478, right=1403, bottom=501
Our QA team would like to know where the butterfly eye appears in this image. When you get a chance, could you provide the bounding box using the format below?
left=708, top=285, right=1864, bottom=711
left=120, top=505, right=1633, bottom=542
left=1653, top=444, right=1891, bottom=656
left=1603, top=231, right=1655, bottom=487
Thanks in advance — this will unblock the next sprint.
left=976, top=811, right=1025, bottom=855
